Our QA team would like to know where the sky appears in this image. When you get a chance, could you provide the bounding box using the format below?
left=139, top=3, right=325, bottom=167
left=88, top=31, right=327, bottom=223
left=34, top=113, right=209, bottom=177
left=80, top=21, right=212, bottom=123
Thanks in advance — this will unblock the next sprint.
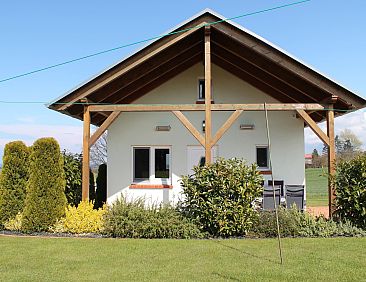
left=0, top=0, right=365, bottom=161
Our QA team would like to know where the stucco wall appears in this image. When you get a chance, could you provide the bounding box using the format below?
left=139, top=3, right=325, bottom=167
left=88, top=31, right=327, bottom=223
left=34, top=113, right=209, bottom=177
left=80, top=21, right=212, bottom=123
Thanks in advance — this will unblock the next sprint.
left=107, top=63, right=305, bottom=204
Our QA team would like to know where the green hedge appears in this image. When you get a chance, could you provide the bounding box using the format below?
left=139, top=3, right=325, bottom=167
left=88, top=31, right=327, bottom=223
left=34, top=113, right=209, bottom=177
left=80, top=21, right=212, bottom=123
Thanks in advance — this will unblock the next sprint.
left=22, top=138, right=67, bottom=232
left=103, top=196, right=203, bottom=238
left=0, top=141, right=29, bottom=226
left=334, top=154, right=366, bottom=228
left=180, top=158, right=263, bottom=237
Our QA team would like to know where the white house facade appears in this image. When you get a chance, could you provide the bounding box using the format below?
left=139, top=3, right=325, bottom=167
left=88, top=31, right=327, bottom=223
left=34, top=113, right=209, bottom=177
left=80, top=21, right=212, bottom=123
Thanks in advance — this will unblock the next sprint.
left=107, top=63, right=305, bottom=204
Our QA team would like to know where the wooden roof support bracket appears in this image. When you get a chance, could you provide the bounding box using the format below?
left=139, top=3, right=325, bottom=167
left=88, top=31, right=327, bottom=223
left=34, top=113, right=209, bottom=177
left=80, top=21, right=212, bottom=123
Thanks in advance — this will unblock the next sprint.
left=89, top=111, right=121, bottom=147
left=204, top=25, right=212, bottom=165
left=172, top=111, right=205, bottom=146
left=211, top=110, right=243, bottom=147
left=296, top=109, right=330, bottom=146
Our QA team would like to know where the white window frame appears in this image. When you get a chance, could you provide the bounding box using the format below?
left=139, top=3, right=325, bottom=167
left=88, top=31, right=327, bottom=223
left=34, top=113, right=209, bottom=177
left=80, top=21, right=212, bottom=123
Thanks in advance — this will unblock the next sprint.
left=197, top=77, right=213, bottom=101
left=256, top=145, right=270, bottom=170
left=132, top=146, right=172, bottom=184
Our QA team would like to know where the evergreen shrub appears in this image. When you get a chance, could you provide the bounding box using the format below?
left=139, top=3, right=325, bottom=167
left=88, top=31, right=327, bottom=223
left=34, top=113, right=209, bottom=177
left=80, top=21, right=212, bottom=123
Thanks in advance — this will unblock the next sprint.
left=22, top=138, right=67, bottom=232
left=95, top=163, right=107, bottom=209
left=0, top=141, right=29, bottom=226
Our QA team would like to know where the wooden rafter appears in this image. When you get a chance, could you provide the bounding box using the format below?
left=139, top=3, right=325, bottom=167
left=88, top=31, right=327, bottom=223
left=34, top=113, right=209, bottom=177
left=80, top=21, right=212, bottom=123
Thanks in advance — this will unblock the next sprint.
left=89, top=111, right=120, bottom=147
left=211, top=110, right=243, bottom=147
left=172, top=111, right=205, bottom=146
left=296, top=109, right=329, bottom=146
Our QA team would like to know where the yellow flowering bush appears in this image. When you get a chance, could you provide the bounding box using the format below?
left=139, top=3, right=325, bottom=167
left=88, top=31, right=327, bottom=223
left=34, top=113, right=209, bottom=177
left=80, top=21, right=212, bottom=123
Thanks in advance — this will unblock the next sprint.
left=52, top=201, right=106, bottom=234
left=4, top=212, right=23, bottom=231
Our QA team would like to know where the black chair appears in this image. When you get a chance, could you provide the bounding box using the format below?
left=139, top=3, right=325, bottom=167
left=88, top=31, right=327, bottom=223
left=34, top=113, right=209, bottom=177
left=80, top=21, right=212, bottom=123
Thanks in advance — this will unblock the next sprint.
left=268, top=180, right=284, bottom=196
left=263, top=185, right=281, bottom=211
left=285, top=185, right=305, bottom=210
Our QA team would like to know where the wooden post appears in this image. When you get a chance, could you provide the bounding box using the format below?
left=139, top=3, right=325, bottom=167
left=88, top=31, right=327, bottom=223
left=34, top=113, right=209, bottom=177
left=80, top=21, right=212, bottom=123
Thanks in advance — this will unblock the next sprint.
left=204, top=26, right=212, bottom=165
left=326, top=104, right=336, bottom=217
left=82, top=105, right=90, bottom=201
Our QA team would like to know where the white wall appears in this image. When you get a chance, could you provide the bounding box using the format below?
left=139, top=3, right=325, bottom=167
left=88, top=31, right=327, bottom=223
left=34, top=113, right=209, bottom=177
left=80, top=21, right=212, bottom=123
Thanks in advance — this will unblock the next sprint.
left=107, top=63, right=305, bottom=204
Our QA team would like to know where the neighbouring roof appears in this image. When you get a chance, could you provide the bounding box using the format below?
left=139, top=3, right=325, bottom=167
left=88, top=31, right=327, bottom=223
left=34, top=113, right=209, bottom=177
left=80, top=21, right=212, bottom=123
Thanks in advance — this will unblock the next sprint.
left=48, top=9, right=366, bottom=126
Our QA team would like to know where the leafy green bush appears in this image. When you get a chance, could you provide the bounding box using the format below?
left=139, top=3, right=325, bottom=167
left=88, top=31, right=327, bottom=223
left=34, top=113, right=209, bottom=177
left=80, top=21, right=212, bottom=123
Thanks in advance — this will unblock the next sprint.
left=22, top=138, right=67, bottom=232
left=333, top=154, right=366, bottom=228
left=51, top=201, right=106, bottom=234
left=251, top=207, right=366, bottom=238
left=0, top=141, right=29, bottom=226
left=63, top=151, right=96, bottom=206
left=103, top=196, right=203, bottom=238
left=180, top=158, right=263, bottom=237
left=95, top=163, right=107, bottom=209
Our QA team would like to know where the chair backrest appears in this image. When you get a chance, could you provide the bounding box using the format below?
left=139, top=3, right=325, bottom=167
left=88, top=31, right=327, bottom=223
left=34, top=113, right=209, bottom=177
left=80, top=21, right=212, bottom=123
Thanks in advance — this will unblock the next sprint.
left=285, top=185, right=305, bottom=210
left=268, top=180, right=284, bottom=196
left=263, top=185, right=281, bottom=211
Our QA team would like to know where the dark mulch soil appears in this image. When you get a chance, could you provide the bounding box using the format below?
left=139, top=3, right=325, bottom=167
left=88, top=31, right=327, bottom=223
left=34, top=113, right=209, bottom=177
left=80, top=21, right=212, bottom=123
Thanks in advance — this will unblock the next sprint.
left=0, top=230, right=107, bottom=238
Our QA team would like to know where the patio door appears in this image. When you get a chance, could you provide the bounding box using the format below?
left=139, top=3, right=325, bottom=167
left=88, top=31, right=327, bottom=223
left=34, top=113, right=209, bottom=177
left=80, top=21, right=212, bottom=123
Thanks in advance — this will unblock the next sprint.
left=187, top=145, right=218, bottom=175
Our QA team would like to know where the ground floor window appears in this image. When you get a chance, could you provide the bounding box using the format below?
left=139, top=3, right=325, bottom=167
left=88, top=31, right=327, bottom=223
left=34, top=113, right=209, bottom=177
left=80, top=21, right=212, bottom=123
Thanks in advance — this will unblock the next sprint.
left=256, top=146, right=269, bottom=169
left=133, top=146, right=171, bottom=183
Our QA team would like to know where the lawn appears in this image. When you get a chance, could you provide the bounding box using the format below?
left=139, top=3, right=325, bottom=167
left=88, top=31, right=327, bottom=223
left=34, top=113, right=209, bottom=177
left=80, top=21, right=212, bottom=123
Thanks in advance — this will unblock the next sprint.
left=1, top=236, right=365, bottom=281
left=305, top=168, right=328, bottom=206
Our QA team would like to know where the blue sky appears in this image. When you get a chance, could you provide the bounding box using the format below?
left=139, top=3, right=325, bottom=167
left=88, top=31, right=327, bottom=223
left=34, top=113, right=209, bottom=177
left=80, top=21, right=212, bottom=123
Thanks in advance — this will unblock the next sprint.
left=0, top=0, right=365, bottom=160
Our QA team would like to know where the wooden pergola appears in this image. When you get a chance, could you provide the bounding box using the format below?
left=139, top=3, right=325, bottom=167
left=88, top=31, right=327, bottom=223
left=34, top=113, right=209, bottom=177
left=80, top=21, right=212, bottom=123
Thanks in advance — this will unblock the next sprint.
left=49, top=11, right=366, bottom=217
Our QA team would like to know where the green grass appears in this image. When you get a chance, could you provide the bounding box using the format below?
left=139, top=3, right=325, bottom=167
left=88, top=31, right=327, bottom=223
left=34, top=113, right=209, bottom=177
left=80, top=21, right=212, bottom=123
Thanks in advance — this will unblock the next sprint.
left=0, top=236, right=365, bottom=281
left=306, top=168, right=328, bottom=206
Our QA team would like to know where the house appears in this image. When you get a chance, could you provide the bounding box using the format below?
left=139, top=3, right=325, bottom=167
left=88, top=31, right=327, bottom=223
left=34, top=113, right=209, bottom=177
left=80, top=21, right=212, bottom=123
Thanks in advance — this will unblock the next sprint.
left=304, top=154, right=313, bottom=165
left=49, top=9, right=366, bottom=214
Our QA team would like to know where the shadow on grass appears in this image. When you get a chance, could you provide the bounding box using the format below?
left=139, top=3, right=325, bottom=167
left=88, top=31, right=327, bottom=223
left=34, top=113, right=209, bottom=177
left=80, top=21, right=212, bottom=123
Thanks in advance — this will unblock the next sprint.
left=212, top=240, right=281, bottom=265
left=212, top=272, right=241, bottom=281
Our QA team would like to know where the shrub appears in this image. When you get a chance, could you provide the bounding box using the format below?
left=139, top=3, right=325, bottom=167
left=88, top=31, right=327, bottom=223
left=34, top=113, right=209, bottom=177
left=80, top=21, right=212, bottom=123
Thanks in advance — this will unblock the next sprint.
left=95, top=163, right=107, bottom=209
left=333, top=154, right=366, bottom=228
left=103, top=196, right=203, bottom=239
left=251, top=206, right=366, bottom=238
left=180, top=158, right=263, bottom=237
left=63, top=151, right=96, bottom=206
left=22, top=138, right=67, bottom=232
left=4, top=212, right=23, bottom=231
left=0, top=141, right=29, bottom=226
left=51, top=201, right=106, bottom=234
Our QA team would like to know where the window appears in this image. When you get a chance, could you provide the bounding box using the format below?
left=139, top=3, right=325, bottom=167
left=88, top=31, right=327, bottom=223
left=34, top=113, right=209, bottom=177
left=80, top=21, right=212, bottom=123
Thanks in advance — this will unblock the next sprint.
left=197, top=78, right=213, bottom=101
left=256, top=146, right=269, bottom=169
left=133, top=146, right=171, bottom=182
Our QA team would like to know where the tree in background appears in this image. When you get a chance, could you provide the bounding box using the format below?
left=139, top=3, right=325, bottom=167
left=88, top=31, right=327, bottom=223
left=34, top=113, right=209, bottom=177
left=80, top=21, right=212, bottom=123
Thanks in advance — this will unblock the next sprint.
left=95, top=163, right=107, bottom=209
left=90, top=132, right=107, bottom=167
left=0, top=141, right=29, bottom=226
left=22, top=138, right=67, bottom=232
left=63, top=151, right=82, bottom=206
left=89, top=169, right=96, bottom=202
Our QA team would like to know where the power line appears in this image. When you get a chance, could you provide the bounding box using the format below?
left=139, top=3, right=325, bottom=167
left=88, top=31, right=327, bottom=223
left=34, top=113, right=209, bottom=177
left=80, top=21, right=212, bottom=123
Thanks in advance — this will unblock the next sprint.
left=0, top=0, right=311, bottom=84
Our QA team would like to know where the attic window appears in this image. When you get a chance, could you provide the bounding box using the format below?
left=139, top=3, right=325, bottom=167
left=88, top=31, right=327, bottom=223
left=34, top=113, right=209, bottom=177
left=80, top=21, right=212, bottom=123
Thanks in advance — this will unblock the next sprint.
left=197, top=78, right=213, bottom=102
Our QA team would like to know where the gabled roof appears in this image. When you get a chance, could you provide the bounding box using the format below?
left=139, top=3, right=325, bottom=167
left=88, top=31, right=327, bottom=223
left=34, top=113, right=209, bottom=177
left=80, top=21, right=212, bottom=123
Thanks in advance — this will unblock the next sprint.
left=48, top=9, right=366, bottom=126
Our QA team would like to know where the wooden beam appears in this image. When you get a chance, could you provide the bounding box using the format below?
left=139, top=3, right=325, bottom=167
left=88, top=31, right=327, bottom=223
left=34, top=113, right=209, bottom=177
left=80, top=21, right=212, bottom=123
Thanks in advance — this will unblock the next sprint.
left=58, top=24, right=205, bottom=111
left=172, top=111, right=205, bottom=146
left=82, top=106, right=90, bottom=201
left=296, top=109, right=330, bottom=146
left=88, top=103, right=324, bottom=112
left=204, top=26, right=212, bottom=165
left=326, top=104, right=336, bottom=217
left=211, top=110, right=243, bottom=147
left=89, top=111, right=120, bottom=147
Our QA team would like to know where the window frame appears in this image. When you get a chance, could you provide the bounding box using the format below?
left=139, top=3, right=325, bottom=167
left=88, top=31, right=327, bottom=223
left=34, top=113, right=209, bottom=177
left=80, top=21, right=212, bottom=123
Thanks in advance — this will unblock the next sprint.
left=197, top=77, right=213, bottom=102
left=256, top=145, right=270, bottom=170
left=132, top=145, right=172, bottom=184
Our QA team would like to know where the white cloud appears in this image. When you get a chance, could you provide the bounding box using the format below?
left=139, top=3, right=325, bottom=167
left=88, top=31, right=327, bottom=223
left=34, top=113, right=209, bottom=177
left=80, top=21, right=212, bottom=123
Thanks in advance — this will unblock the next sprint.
left=16, top=116, right=37, bottom=124
left=305, top=109, right=366, bottom=151
left=0, top=124, right=82, bottom=153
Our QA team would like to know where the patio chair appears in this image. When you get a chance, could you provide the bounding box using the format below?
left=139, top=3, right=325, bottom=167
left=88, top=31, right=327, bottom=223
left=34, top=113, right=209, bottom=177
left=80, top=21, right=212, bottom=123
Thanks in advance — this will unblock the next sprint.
left=262, top=185, right=281, bottom=211
left=268, top=180, right=284, bottom=196
left=285, top=185, right=305, bottom=211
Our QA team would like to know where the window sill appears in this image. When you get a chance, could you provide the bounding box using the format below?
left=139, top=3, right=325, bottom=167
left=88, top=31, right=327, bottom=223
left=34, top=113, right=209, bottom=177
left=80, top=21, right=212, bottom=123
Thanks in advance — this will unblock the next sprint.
left=196, top=100, right=215, bottom=104
left=129, top=184, right=173, bottom=189
left=259, top=170, right=272, bottom=175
